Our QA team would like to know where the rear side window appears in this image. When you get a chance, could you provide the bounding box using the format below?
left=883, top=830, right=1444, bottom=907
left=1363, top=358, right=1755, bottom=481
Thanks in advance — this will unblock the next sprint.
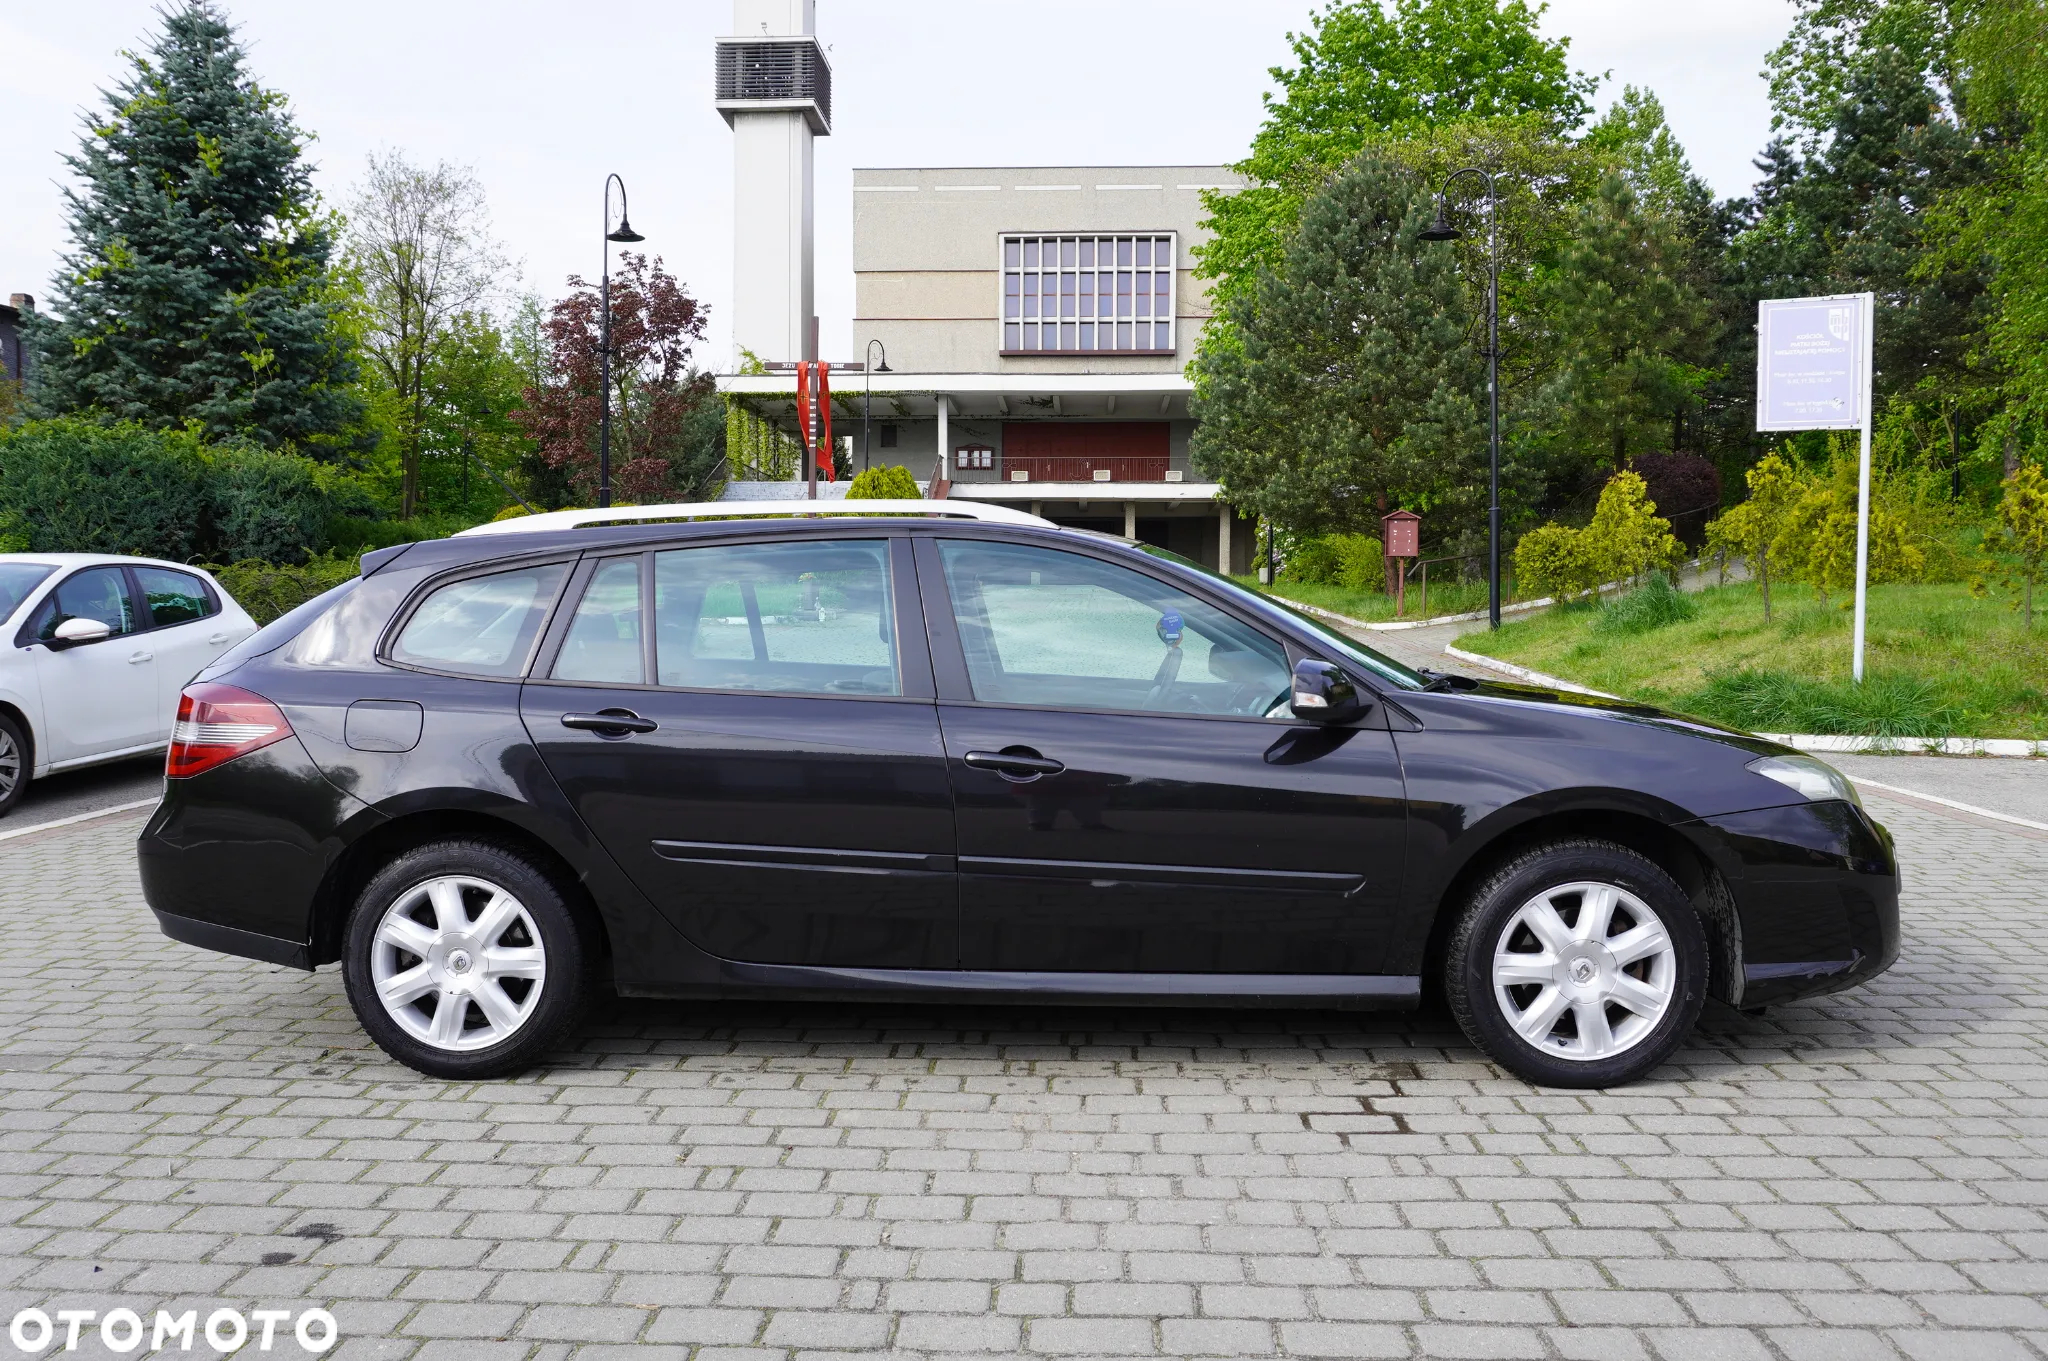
left=135, top=566, right=218, bottom=627
left=651, top=539, right=899, bottom=696
left=392, top=564, right=566, bottom=677
left=552, top=559, right=645, bottom=685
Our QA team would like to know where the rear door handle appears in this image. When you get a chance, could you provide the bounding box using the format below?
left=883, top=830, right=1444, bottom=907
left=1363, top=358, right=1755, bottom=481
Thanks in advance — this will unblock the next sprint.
left=963, top=749, right=1066, bottom=777
left=207, top=632, right=232, bottom=644
left=561, top=709, right=657, bottom=735
left=128, top=650, right=154, bottom=664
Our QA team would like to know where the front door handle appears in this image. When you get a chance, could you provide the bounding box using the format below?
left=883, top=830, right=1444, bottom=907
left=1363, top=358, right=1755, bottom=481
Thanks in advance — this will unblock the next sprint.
left=963, top=749, right=1066, bottom=778
left=128, top=650, right=154, bottom=665
left=561, top=709, right=657, bottom=736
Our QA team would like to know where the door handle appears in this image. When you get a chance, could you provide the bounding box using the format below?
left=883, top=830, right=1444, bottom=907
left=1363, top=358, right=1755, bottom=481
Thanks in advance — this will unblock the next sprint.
left=963, top=749, right=1066, bottom=777
left=128, top=650, right=153, bottom=664
left=561, top=709, right=657, bottom=735
left=207, top=632, right=232, bottom=644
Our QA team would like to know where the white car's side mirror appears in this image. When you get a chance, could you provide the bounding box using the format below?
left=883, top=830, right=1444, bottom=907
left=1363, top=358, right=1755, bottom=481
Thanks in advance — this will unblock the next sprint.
left=51, top=617, right=113, bottom=647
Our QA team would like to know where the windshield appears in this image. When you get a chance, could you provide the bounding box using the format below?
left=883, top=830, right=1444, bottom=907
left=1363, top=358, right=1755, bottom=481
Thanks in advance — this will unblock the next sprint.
left=1134, top=543, right=1426, bottom=691
left=0, top=563, right=58, bottom=624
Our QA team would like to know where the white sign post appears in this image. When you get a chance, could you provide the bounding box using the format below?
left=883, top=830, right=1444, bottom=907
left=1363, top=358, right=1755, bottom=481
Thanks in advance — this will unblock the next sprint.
left=1756, top=293, right=1875, bottom=682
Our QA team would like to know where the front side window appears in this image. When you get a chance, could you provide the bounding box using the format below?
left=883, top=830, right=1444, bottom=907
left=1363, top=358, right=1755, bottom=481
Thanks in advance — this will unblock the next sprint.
left=937, top=540, right=1290, bottom=716
left=32, top=567, right=138, bottom=641
left=653, top=539, right=899, bottom=696
left=135, top=567, right=218, bottom=627
left=1001, top=234, right=1175, bottom=355
left=391, top=564, right=566, bottom=677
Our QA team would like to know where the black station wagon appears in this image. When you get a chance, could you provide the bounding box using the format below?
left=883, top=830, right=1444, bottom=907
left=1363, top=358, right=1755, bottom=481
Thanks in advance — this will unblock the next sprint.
left=138, top=501, right=1898, bottom=1086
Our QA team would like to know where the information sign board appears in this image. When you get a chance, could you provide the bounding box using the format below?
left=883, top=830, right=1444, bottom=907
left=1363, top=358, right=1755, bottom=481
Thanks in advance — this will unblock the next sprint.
left=1757, top=296, right=1869, bottom=432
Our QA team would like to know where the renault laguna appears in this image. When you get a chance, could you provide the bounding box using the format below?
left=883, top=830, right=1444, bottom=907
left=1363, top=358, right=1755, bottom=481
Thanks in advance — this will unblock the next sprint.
left=138, top=501, right=1898, bottom=1087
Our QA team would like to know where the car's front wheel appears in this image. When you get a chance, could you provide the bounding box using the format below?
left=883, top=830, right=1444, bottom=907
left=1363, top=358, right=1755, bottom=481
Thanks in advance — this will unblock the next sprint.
left=342, top=840, right=595, bottom=1079
left=1445, top=839, right=1706, bottom=1088
left=0, top=712, right=29, bottom=819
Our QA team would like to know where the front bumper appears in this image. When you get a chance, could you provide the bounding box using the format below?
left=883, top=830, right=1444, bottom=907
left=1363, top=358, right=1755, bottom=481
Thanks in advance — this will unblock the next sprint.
left=1686, top=799, right=1901, bottom=1007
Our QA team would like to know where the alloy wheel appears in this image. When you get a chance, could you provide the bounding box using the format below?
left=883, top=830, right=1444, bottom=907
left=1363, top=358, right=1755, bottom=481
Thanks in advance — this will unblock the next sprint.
left=369, top=875, right=547, bottom=1052
left=0, top=727, right=18, bottom=800
left=1491, top=880, right=1677, bottom=1062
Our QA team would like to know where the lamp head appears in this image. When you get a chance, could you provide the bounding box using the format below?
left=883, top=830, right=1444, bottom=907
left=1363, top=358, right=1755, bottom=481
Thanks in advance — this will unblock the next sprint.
left=1418, top=210, right=1461, bottom=243
left=607, top=215, right=645, bottom=244
left=874, top=358, right=891, bottom=373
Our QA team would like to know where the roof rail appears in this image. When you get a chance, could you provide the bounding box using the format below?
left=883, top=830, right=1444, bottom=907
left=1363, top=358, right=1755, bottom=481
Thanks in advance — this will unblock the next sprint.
left=454, top=499, right=1054, bottom=538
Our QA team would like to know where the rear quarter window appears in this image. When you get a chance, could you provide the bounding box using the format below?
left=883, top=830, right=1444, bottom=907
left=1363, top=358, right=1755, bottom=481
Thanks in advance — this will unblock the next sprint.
left=390, top=564, right=568, bottom=678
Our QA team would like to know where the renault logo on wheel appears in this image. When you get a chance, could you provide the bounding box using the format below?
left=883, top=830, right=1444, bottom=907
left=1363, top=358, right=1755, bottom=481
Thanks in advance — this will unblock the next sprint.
left=1570, top=958, right=1595, bottom=985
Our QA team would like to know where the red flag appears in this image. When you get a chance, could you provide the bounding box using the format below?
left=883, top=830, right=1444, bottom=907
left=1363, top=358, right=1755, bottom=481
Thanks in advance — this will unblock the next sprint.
left=793, top=361, right=813, bottom=472
left=817, top=362, right=834, bottom=478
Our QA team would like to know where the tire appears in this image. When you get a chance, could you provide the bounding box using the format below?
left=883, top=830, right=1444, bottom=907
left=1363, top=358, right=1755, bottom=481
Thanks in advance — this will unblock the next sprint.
left=1444, top=839, right=1706, bottom=1089
left=342, top=839, right=595, bottom=1079
left=0, top=713, right=28, bottom=819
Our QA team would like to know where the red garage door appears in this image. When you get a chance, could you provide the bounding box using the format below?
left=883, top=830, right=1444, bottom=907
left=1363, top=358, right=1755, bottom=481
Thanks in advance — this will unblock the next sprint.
left=1002, top=423, right=1168, bottom=482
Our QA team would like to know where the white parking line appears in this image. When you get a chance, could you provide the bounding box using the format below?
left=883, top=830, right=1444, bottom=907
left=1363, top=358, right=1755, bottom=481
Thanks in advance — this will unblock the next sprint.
left=0, top=797, right=161, bottom=844
left=1850, top=777, right=2048, bottom=834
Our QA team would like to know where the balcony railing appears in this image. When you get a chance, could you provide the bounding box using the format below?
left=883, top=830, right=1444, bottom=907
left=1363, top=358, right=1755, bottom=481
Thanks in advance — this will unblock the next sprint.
left=1001, top=455, right=1170, bottom=483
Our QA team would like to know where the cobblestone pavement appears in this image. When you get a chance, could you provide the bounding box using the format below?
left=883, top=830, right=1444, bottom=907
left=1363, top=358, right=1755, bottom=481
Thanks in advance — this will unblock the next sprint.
left=3, top=795, right=2047, bottom=1361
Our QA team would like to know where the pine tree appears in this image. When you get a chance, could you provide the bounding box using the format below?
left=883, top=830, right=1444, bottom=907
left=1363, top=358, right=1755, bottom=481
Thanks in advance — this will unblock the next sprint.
left=32, top=2, right=361, bottom=449
left=1190, top=151, right=1484, bottom=538
left=1538, top=174, right=1711, bottom=476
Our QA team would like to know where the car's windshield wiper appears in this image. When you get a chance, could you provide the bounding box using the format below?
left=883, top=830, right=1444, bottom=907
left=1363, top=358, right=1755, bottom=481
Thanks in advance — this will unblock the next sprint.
left=1417, top=669, right=1478, bottom=693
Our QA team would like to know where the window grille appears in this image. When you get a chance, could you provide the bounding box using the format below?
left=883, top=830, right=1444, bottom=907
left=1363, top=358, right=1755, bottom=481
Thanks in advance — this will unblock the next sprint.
left=954, top=446, right=995, bottom=471
left=1001, top=235, right=1176, bottom=355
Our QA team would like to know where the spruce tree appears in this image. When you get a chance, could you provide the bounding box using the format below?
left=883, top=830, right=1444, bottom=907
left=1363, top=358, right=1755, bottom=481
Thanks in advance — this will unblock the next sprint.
left=1190, top=151, right=1484, bottom=538
left=32, top=2, right=360, bottom=449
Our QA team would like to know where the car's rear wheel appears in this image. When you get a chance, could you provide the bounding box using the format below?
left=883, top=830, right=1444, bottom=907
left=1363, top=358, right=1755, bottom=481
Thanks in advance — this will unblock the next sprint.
left=0, top=713, right=28, bottom=819
left=342, top=840, right=594, bottom=1079
left=1445, top=839, right=1706, bottom=1089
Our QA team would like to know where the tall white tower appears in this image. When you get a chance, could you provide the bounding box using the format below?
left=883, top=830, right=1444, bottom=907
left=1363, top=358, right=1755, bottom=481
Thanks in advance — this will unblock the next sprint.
left=716, top=0, right=831, bottom=367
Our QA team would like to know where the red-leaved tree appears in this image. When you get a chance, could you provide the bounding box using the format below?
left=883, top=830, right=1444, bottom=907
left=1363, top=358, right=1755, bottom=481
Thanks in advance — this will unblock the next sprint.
left=513, top=253, right=714, bottom=505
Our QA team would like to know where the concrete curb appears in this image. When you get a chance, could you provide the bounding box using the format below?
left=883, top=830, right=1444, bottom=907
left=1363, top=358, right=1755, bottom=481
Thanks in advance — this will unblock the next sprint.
left=1442, top=645, right=2047, bottom=759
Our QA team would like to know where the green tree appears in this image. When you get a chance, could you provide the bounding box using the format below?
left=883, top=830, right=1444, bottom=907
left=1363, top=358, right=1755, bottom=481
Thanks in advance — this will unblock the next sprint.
left=1190, top=152, right=1484, bottom=537
left=346, top=151, right=507, bottom=518
left=1705, top=451, right=1802, bottom=618
left=1537, top=173, right=1713, bottom=476
left=1579, top=470, right=1683, bottom=585
left=1990, top=461, right=2048, bottom=629
left=1196, top=0, right=1595, bottom=314
left=30, top=2, right=361, bottom=450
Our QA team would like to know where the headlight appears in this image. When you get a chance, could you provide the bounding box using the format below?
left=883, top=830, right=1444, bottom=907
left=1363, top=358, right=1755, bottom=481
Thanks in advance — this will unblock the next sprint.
left=1746, top=754, right=1862, bottom=807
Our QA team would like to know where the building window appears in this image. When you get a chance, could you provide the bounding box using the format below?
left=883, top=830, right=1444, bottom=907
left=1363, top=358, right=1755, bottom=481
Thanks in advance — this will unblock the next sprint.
left=1001, top=234, right=1175, bottom=355
left=954, top=445, right=994, bottom=471
left=879, top=424, right=899, bottom=448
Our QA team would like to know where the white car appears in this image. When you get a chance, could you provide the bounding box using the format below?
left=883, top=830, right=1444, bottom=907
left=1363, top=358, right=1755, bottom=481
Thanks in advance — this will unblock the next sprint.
left=0, top=554, right=259, bottom=817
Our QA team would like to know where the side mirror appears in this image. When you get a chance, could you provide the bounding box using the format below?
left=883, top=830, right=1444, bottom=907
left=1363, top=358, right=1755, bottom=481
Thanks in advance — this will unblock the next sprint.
left=1291, top=658, right=1369, bottom=724
left=51, top=617, right=113, bottom=648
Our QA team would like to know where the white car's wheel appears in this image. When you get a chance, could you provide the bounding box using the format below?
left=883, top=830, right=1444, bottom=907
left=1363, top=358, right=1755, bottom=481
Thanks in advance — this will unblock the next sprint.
left=0, top=714, right=28, bottom=818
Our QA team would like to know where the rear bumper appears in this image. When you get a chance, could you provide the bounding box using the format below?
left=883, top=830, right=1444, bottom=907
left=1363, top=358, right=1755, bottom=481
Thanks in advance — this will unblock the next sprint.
left=1686, top=800, right=1901, bottom=1007
left=152, top=909, right=310, bottom=970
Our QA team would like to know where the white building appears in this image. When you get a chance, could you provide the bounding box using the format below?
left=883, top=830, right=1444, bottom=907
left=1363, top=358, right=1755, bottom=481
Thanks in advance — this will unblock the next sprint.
left=712, top=3, right=1256, bottom=573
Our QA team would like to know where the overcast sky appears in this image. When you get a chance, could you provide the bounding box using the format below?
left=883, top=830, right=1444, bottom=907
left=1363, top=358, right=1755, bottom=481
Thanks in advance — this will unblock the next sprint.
left=2, top=1, right=1796, bottom=367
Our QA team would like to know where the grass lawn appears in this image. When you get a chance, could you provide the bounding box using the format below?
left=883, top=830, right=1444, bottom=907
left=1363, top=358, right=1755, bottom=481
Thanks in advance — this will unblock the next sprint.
left=1457, top=580, right=2048, bottom=739
left=1232, top=574, right=1497, bottom=623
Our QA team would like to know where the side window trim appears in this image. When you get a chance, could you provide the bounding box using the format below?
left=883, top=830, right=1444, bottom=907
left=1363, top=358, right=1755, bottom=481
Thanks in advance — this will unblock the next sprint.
left=916, top=533, right=1299, bottom=720
left=379, top=554, right=578, bottom=681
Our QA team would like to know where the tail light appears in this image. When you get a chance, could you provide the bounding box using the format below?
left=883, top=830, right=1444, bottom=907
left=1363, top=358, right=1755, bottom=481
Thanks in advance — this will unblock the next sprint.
left=167, top=683, right=293, bottom=779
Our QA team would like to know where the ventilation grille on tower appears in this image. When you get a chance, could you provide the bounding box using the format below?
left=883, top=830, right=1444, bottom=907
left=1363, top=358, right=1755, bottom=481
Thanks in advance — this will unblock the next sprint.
left=714, top=37, right=832, bottom=136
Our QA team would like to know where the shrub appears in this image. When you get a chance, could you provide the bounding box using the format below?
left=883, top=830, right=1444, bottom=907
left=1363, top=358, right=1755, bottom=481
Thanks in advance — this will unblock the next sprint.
left=1280, top=534, right=1343, bottom=585
left=1513, top=524, right=1599, bottom=600
left=203, top=443, right=330, bottom=564
left=1334, top=535, right=1385, bottom=591
left=845, top=464, right=921, bottom=500
left=212, top=552, right=360, bottom=626
left=1581, top=471, right=1682, bottom=585
left=0, top=418, right=206, bottom=559
left=1594, top=574, right=1700, bottom=636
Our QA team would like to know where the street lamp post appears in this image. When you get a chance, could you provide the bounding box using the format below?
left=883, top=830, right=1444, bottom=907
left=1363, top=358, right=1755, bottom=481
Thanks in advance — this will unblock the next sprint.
left=862, top=339, right=890, bottom=473
left=599, top=174, right=645, bottom=510
left=1419, top=167, right=1502, bottom=630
